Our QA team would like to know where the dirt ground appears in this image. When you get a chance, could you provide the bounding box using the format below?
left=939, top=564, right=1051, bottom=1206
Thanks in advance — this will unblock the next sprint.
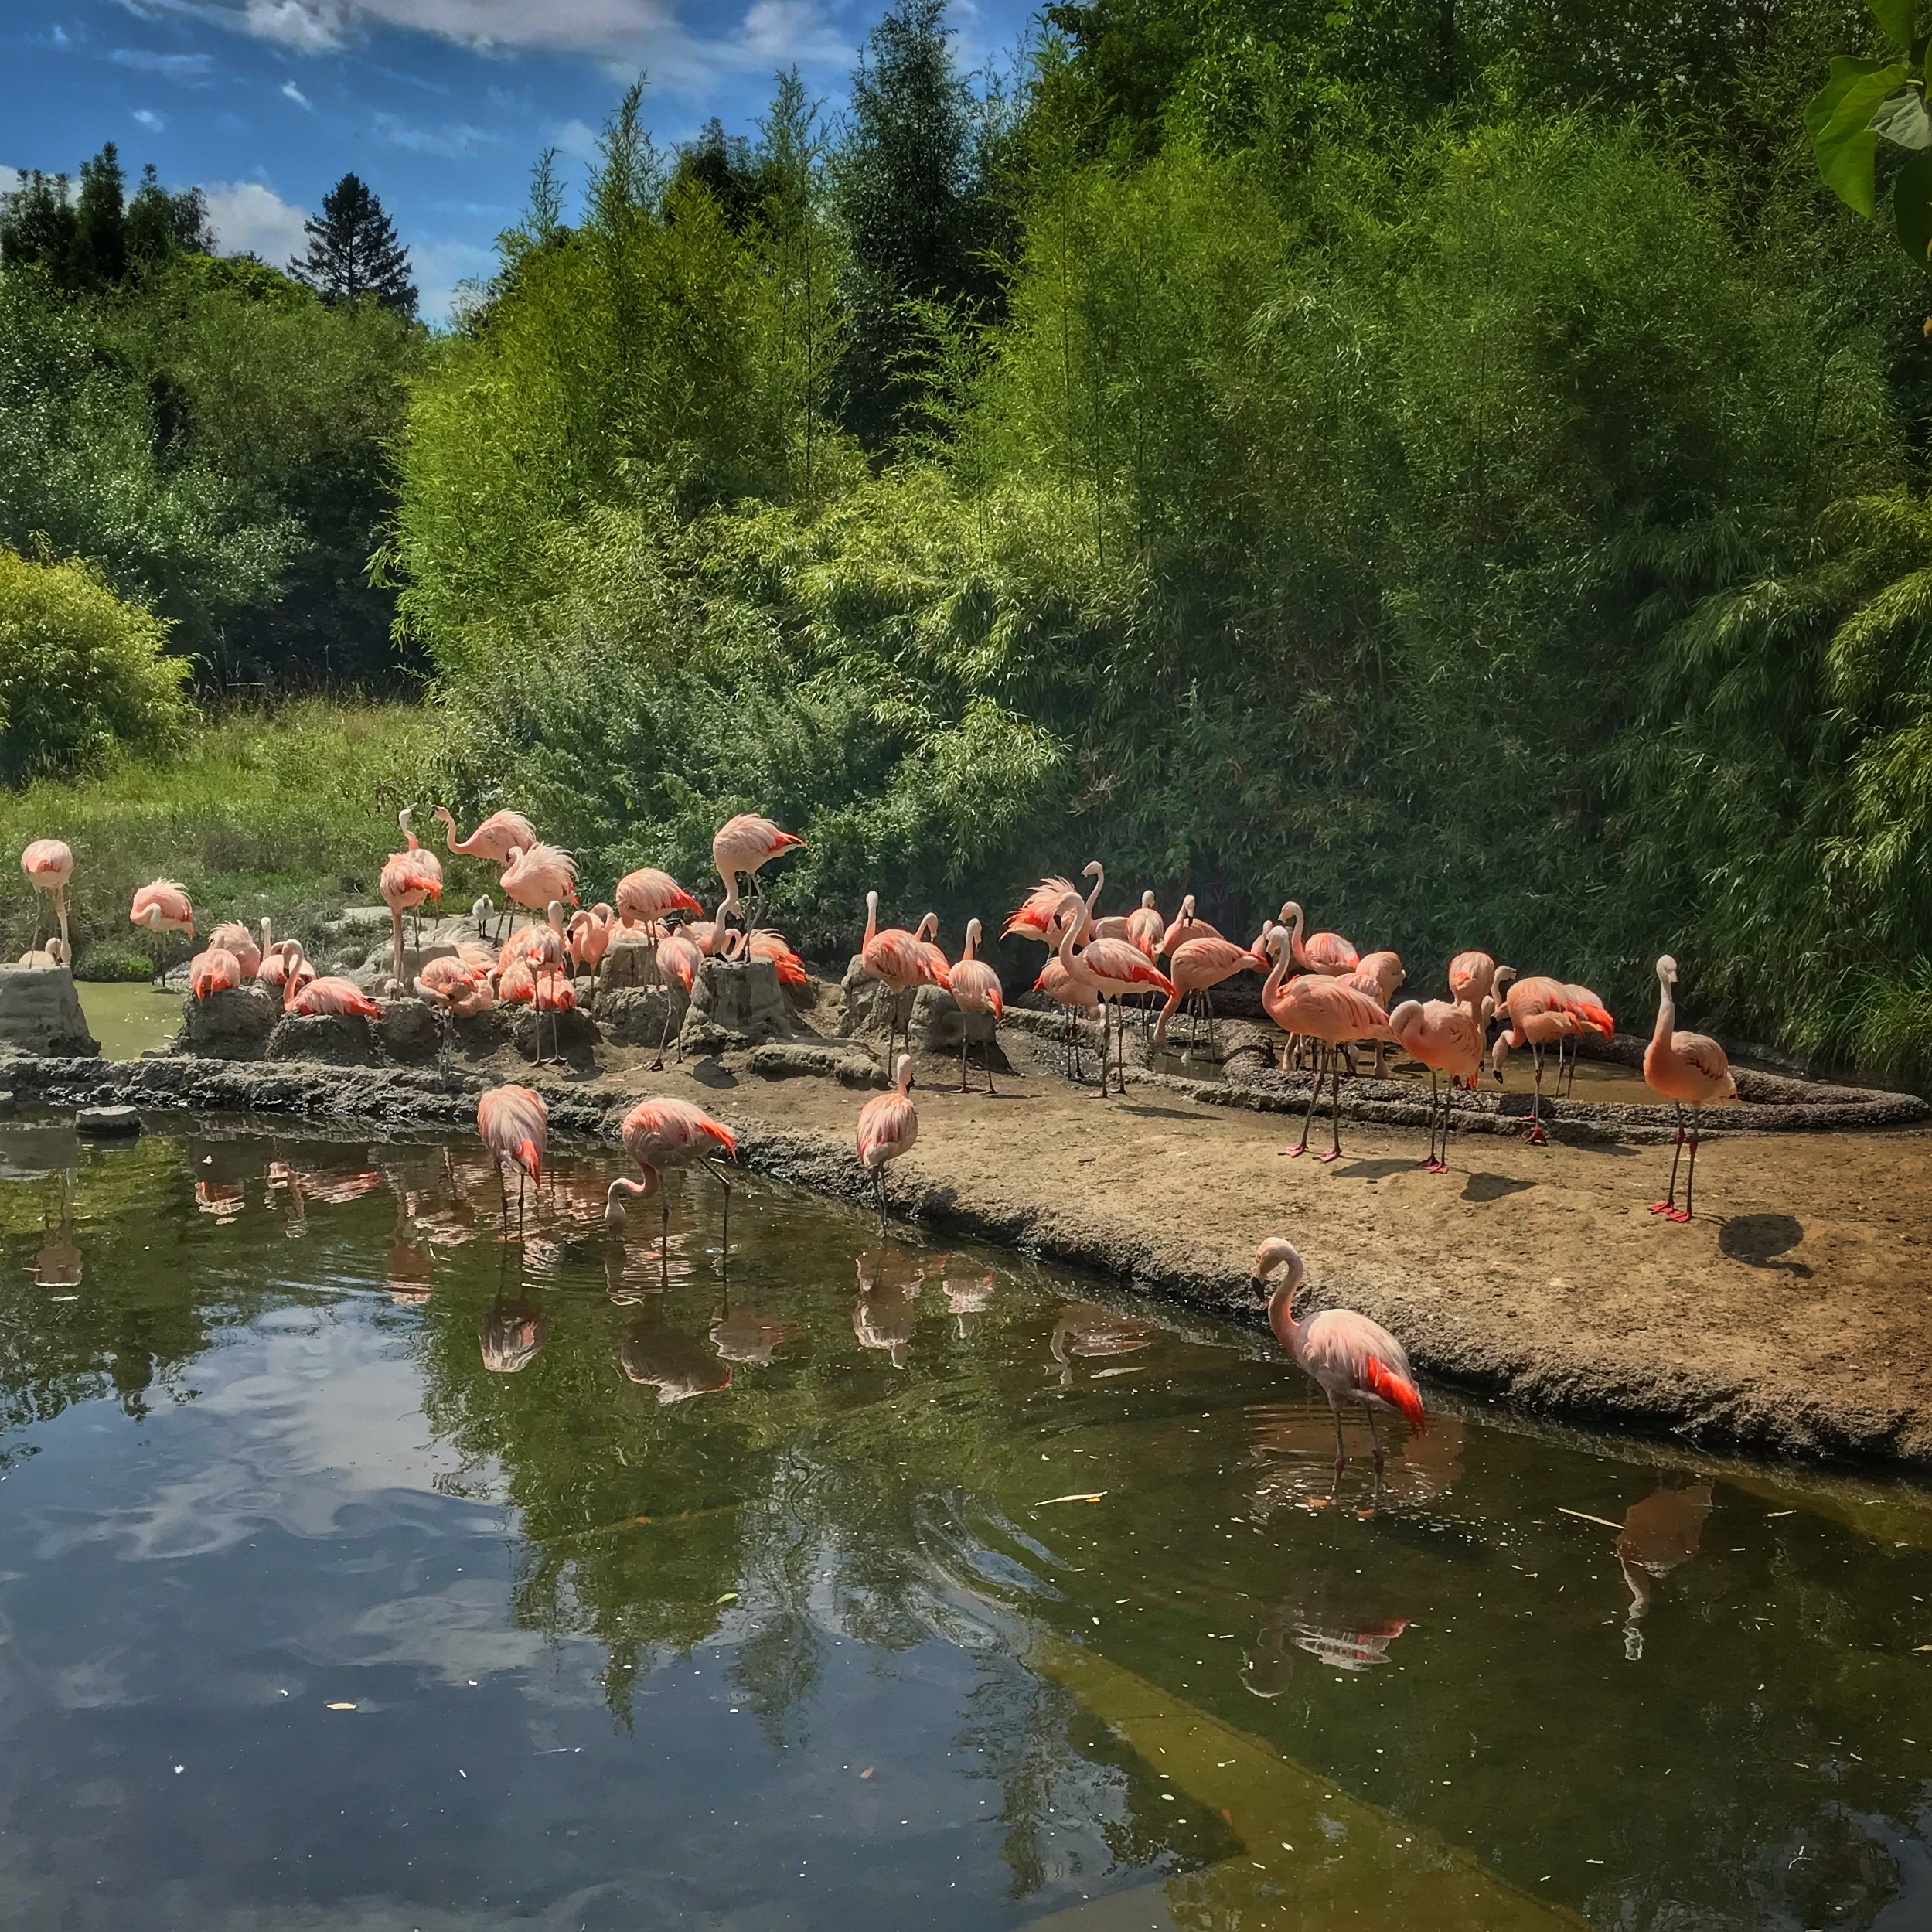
left=580, top=1017, right=1932, bottom=1469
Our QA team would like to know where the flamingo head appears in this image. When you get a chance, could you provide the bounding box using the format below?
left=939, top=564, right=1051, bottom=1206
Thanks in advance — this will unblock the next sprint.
left=434, top=806, right=456, bottom=830
left=915, top=911, right=937, bottom=942
left=1656, top=954, right=1678, bottom=986
left=399, top=806, right=415, bottom=838
left=1053, top=890, right=1085, bottom=932
left=1140, top=889, right=1156, bottom=908
left=1082, top=859, right=1102, bottom=883
left=1182, top=894, right=1198, bottom=919
left=894, top=1052, right=915, bottom=1094
left=964, top=916, right=982, bottom=949
left=1249, top=1237, right=1306, bottom=1301
left=1387, top=999, right=1421, bottom=1038
left=1263, top=924, right=1290, bottom=963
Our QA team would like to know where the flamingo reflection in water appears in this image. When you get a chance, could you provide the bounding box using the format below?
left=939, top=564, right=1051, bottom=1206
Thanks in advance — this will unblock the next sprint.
left=195, top=1178, right=246, bottom=1221
left=1242, top=1593, right=1412, bottom=1695
left=710, top=1285, right=802, bottom=1368
left=939, top=1257, right=997, bottom=1336
left=1616, top=1485, right=1712, bottom=1660
left=1048, top=1301, right=1160, bottom=1387
left=622, top=1318, right=732, bottom=1403
left=1247, top=1402, right=1463, bottom=1517
left=853, top=1245, right=930, bottom=1368
left=479, top=1296, right=546, bottom=1373
left=33, top=1181, right=81, bottom=1290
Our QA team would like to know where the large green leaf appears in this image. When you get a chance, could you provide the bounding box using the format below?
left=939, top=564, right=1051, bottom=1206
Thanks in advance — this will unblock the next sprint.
left=1868, top=0, right=1919, bottom=50
left=1807, top=56, right=1913, bottom=214
left=1896, top=147, right=1932, bottom=264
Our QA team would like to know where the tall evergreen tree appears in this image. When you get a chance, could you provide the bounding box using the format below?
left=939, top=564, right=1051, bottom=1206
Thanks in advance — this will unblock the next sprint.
left=0, top=171, right=77, bottom=276
left=833, top=0, right=993, bottom=451
left=290, top=174, right=417, bottom=317
left=70, top=145, right=128, bottom=288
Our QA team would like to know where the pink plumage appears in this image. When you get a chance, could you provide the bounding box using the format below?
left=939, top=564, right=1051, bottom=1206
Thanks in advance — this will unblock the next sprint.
left=499, top=843, right=577, bottom=913
left=189, top=946, right=243, bottom=1000
left=861, top=892, right=951, bottom=993
left=20, top=839, right=72, bottom=889
left=1642, top=955, right=1736, bottom=1222
left=288, top=975, right=381, bottom=1018
left=857, top=1055, right=918, bottom=1172
left=713, top=813, right=806, bottom=923
left=744, top=928, right=808, bottom=985
left=206, top=921, right=263, bottom=979
left=434, top=806, right=537, bottom=864
left=949, top=918, right=1003, bottom=1021
left=497, top=956, right=537, bottom=1005
left=656, top=933, right=704, bottom=994
left=1155, top=934, right=1265, bottom=1047
left=1262, top=952, right=1390, bottom=1044
left=1004, top=875, right=1093, bottom=946
left=1034, top=957, right=1097, bottom=1012
left=615, top=867, right=704, bottom=927
left=621, top=1096, right=738, bottom=1176
left=1157, top=895, right=1223, bottom=959
left=131, top=878, right=194, bottom=939
left=478, top=1083, right=547, bottom=1181
left=1279, top=901, right=1358, bottom=976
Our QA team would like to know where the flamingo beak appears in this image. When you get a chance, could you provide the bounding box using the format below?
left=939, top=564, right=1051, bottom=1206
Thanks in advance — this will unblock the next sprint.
left=1248, top=1275, right=1268, bottom=1298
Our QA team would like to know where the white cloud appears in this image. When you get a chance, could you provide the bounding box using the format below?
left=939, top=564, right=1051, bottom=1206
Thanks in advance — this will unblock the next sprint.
left=412, top=232, right=492, bottom=325
left=0, top=167, right=23, bottom=199
left=549, top=116, right=599, bottom=163
left=109, top=46, right=216, bottom=81
left=203, top=179, right=308, bottom=263
left=281, top=79, right=312, bottom=107
left=132, top=107, right=167, bottom=131
left=372, top=112, right=499, bottom=157
left=241, top=0, right=353, bottom=51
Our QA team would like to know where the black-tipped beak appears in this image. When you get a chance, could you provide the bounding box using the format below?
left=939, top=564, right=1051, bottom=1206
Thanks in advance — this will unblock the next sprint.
left=1248, top=1275, right=1268, bottom=1298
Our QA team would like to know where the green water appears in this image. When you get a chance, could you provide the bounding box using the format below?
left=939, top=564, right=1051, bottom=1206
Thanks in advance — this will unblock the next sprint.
left=0, top=1117, right=1928, bottom=1930
left=74, top=980, right=183, bottom=1060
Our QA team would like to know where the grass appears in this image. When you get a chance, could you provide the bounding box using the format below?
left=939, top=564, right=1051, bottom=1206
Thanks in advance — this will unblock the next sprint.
left=0, top=699, right=445, bottom=976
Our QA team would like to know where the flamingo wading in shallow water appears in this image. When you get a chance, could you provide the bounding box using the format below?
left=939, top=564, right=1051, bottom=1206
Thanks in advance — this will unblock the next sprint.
left=477, top=1083, right=547, bottom=1235
left=606, top=1096, right=739, bottom=1261
left=1642, top=955, right=1736, bottom=1222
left=713, top=813, right=806, bottom=935
left=856, top=1053, right=918, bottom=1231
left=130, top=878, right=195, bottom=985
left=1251, top=1235, right=1426, bottom=1497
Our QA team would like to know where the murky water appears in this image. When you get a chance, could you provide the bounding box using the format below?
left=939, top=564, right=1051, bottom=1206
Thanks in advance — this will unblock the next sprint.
left=0, top=1118, right=1927, bottom=1930
left=75, top=980, right=183, bottom=1061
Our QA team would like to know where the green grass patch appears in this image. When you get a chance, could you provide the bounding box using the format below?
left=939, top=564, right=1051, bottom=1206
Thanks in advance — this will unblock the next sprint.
left=0, top=699, right=443, bottom=975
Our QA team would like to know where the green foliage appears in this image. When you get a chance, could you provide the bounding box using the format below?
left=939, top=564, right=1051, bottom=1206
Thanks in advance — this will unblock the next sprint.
left=288, top=172, right=417, bottom=319
left=0, top=545, right=193, bottom=781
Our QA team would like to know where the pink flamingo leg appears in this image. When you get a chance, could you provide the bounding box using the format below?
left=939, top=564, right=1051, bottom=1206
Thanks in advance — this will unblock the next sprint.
left=1670, top=1109, right=1701, bottom=1222
left=1651, top=1112, right=1685, bottom=1214
left=1317, top=1048, right=1344, bottom=1162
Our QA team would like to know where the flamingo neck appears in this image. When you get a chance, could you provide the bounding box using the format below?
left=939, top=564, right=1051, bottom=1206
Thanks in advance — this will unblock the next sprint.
left=1266, top=1283, right=1306, bottom=1361
left=1653, top=974, right=1676, bottom=1048
left=864, top=894, right=877, bottom=949
left=719, top=874, right=741, bottom=922
left=1287, top=905, right=1310, bottom=970
left=963, top=922, right=980, bottom=963
left=1260, top=938, right=1290, bottom=1005
left=1082, top=866, right=1104, bottom=925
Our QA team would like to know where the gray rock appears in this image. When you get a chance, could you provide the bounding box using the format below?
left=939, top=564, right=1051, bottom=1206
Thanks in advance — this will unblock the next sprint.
left=508, top=1003, right=599, bottom=1067
left=377, top=998, right=444, bottom=1064
left=352, top=939, right=461, bottom=994
left=451, top=1006, right=511, bottom=1056
left=0, top=966, right=99, bottom=1058
left=598, top=986, right=686, bottom=1050
left=748, top=1042, right=889, bottom=1087
left=839, top=956, right=898, bottom=1040
left=680, top=956, right=796, bottom=1057
left=0, top=1089, right=15, bottom=1116
left=265, top=1013, right=380, bottom=1065
left=177, top=982, right=280, bottom=1060
left=599, top=926, right=660, bottom=990
left=76, top=1103, right=140, bottom=1136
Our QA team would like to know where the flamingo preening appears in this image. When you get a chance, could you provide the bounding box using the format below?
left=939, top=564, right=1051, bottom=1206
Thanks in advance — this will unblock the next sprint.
left=130, top=878, right=195, bottom=985
left=1642, top=955, right=1736, bottom=1221
left=1387, top=998, right=1484, bottom=1172
left=21, top=840, right=73, bottom=963
left=1251, top=1236, right=1426, bottom=1498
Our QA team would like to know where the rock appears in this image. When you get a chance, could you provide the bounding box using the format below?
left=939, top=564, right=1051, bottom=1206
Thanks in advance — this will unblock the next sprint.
left=76, top=1103, right=140, bottom=1136
left=839, top=956, right=898, bottom=1040
left=332, top=905, right=393, bottom=935
left=599, top=926, right=660, bottom=990
left=748, top=1042, right=889, bottom=1087
left=598, top=986, right=686, bottom=1050
left=451, top=1006, right=511, bottom=1056
left=352, top=939, right=460, bottom=995
left=264, top=1012, right=380, bottom=1065
left=0, top=1090, right=15, bottom=1116
left=908, top=985, right=967, bottom=1053
left=377, top=998, right=444, bottom=1064
left=508, top=1003, right=599, bottom=1067
left=680, top=956, right=797, bottom=1057
left=0, top=966, right=99, bottom=1058
left=176, top=982, right=279, bottom=1060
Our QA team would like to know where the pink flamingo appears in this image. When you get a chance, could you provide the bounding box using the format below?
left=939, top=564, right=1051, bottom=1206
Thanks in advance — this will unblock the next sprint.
left=856, top=1051, right=918, bottom=1229
left=1259, top=926, right=1391, bottom=1160
left=741, top=927, right=808, bottom=985
left=189, top=945, right=243, bottom=1002
left=130, top=878, right=195, bottom=985
left=1251, top=1235, right=1426, bottom=1496
left=397, top=808, right=444, bottom=947
left=1642, top=955, right=1736, bottom=1222
left=499, top=844, right=577, bottom=932
left=1387, top=999, right=1484, bottom=1172
left=615, top=867, right=704, bottom=929
left=278, top=942, right=381, bottom=1021
left=434, top=806, right=537, bottom=865
left=476, top=1082, right=547, bottom=1233
left=1447, top=951, right=1496, bottom=1030
left=652, top=932, right=705, bottom=1069
left=1344, top=951, right=1406, bottom=1077
left=860, top=890, right=951, bottom=1071
left=1279, top=901, right=1358, bottom=976
left=1491, top=977, right=1613, bottom=1145
left=714, top=813, right=806, bottom=934
left=948, top=916, right=1005, bottom=1093
left=206, top=920, right=262, bottom=979
left=1157, top=894, right=1223, bottom=959
left=568, top=904, right=614, bottom=1010
left=1555, top=980, right=1613, bottom=1096
left=413, top=956, right=488, bottom=1062
left=257, top=932, right=312, bottom=997
left=1153, top=934, right=1266, bottom=1055
left=606, top=1096, right=739, bottom=1257
left=1095, top=888, right=1159, bottom=947
left=1051, top=888, right=1174, bottom=1095
left=1034, top=956, right=1099, bottom=1081
left=20, top=839, right=73, bottom=962
left=1004, top=874, right=1095, bottom=948
left=379, top=844, right=441, bottom=995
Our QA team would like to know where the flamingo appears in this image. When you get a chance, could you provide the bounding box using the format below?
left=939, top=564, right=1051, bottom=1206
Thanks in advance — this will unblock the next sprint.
left=434, top=806, right=537, bottom=866
left=413, top=956, right=487, bottom=1065
left=189, top=944, right=243, bottom=1002
left=16, top=937, right=67, bottom=969
left=1344, top=952, right=1406, bottom=1077
left=379, top=843, right=441, bottom=996
left=948, top=916, right=1005, bottom=1093
left=1447, top=951, right=1496, bottom=1031
left=652, top=932, right=705, bottom=1069
left=714, top=813, right=806, bottom=935
left=1642, top=955, right=1736, bottom=1222
left=856, top=1052, right=918, bottom=1230
left=615, top=866, right=704, bottom=929
left=1279, top=901, right=1358, bottom=976
left=1157, top=894, right=1223, bottom=959
left=1051, top=889, right=1175, bottom=1095
left=605, top=1095, right=738, bottom=1259
left=1153, top=934, right=1267, bottom=1055
left=569, top=904, right=614, bottom=1010
left=20, top=839, right=73, bottom=963
left=1250, top=1235, right=1426, bottom=1494
left=1260, top=926, right=1391, bottom=1161
left=1125, top=890, right=1164, bottom=958
left=860, top=890, right=951, bottom=1072
left=278, top=942, right=381, bottom=1021
left=1555, top=980, right=1614, bottom=1096
left=1491, top=977, right=1613, bottom=1146
left=206, top=920, right=262, bottom=980
left=1387, top=999, right=1484, bottom=1172
left=258, top=932, right=313, bottom=997
left=1034, top=956, right=1099, bottom=1081
left=532, top=963, right=578, bottom=1065
left=476, top=1082, right=547, bottom=1234
left=397, top=808, right=445, bottom=949
left=1005, top=874, right=1096, bottom=947
left=130, top=878, right=194, bottom=985
left=741, top=927, right=808, bottom=986
left=499, top=843, right=577, bottom=928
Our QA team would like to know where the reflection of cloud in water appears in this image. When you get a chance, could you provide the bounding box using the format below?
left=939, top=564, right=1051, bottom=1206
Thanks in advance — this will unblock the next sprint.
left=1048, top=1302, right=1159, bottom=1386
left=1245, top=1400, right=1462, bottom=1511
left=1242, top=1590, right=1412, bottom=1693
left=298, top=1577, right=555, bottom=1685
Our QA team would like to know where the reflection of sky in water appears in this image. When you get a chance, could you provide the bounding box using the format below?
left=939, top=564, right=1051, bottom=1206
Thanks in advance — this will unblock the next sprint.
left=0, top=1123, right=1929, bottom=1932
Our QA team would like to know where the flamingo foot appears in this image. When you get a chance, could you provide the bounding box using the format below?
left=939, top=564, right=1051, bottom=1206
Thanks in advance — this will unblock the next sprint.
left=1427, top=1158, right=1449, bottom=1174
left=1648, top=1200, right=1673, bottom=1215
left=1283, top=1145, right=1310, bottom=1159
left=1317, top=1148, right=1342, bottom=1165
left=1528, top=1123, right=1548, bottom=1147
left=1666, top=1206, right=1692, bottom=1224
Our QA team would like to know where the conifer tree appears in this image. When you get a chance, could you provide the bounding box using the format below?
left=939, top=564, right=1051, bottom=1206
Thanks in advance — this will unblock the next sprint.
left=290, top=173, right=417, bottom=317
left=70, top=144, right=127, bottom=287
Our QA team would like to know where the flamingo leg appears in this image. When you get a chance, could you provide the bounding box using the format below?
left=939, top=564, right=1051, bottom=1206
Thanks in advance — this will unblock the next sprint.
left=1317, top=1046, right=1344, bottom=1162
left=1286, top=1044, right=1324, bottom=1155
left=1329, top=1395, right=1348, bottom=1481
left=651, top=988, right=676, bottom=1072
left=1672, top=1108, right=1702, bottom=1222
left=1422, top=1069, right=1440, bottom=1170
left=704, top=1158, right=731, bottom=1257
left=1364, top=1401, right=1385, bottom=1477
left=1528, top=1044, right=1549, bottom=1146
left=1652, top=1107, right=1685, bottom=1215
left=1440, top=1070, right=1457, bottom=1172
left=986, top=1025, right=999, bottom=1096
left=959, top=1026, right=969, bottom=1094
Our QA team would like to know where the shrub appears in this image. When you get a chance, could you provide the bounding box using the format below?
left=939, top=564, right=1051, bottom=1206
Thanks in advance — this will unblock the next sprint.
left=0, top=546, right=192, bottom=782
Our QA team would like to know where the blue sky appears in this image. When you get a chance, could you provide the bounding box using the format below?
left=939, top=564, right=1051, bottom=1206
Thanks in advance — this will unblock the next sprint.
left=1, top=0, right=1039, bottom=321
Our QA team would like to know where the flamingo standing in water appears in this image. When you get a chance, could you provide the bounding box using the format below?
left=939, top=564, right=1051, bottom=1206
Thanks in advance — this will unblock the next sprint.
left=21, top=840, right=73, bottom=963
left=714, top=813, right=806, bottom=935
left=860, top=891, right=951, bottom=1072
left=130, top=878, right=195, bottom=985
left=477, top=1082, right=547, bottom=1234
left=606, top=1095, right=739, bottom=1260
left=856, top=1053, right=918, bottom=1231
left=947, top=917, right=1005, bottom=1093
left=1387, top=999, right=1484, bottom=1172
left=1051, top=889, right=1174, bottom=1095
left=1642, top=955, right=1736, bottom=1222
left=1260, top=927, right=1392, bottom=1161
left=1250, top=1236, right=1426, bottom=1495
left=1153, top=934, right=1267, bottom=1055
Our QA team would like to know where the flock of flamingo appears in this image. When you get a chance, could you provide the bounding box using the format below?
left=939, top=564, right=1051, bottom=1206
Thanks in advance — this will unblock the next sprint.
left=15, top=804, right=1739, bottom=1470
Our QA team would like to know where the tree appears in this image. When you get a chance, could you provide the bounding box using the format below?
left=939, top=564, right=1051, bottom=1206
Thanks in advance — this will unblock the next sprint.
left=669, top=118, right=768, bottom=232
left=833, top=0, right=996, bottom=450
left=290, top=174, right=417, bottom=318
left=0, top=171, right=77, bottom=275
left=125, top=164, right=212, bottom=268
left=70, top=144, right=127, bottom=288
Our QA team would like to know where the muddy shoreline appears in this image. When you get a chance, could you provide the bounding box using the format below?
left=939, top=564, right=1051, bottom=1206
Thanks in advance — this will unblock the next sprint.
left=8, top=1024, right=1932, bottom=1477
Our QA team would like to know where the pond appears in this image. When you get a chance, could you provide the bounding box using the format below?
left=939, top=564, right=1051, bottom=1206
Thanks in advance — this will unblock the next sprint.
left=74, top=980, right=183, bottom=1061
left=0, top=1117, right=1927, bottom=1930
